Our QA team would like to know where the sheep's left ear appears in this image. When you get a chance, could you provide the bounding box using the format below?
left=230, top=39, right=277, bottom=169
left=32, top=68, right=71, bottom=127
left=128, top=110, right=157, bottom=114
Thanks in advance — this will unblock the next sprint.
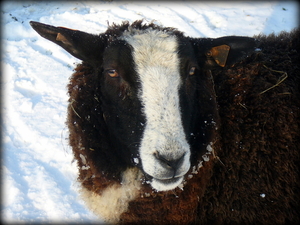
left=193, top=36, right=257, bottom=68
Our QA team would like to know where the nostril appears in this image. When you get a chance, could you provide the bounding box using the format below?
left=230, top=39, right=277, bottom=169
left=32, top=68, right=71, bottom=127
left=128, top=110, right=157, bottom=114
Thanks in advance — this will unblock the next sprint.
left=154, top=152, right=185, bottom=171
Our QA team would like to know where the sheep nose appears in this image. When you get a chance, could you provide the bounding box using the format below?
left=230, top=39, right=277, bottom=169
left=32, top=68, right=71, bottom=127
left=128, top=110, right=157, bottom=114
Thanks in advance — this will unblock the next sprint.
left=154, top=152, right=185, bottom=175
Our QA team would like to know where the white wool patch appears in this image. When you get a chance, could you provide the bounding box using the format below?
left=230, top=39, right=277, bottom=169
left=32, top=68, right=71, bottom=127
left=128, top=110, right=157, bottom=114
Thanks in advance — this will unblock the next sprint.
left=121, top=28, right=190, bottom=191
left=79, top=154, right=87, bottom=165
left=79, top=168, right=143, bottom=224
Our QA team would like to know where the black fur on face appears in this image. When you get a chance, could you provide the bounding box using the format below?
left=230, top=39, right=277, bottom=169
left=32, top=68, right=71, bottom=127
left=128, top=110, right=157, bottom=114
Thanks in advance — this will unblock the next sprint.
left=178, top=38, right=219, bottom=168
left=99, top=40, right=145, bottom=167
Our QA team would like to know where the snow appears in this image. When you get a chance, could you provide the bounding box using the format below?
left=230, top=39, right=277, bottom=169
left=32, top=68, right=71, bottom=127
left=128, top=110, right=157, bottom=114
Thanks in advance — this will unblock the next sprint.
left=1, top=0, right=298, bottom=223
left=260, top=193, right=266, bottom=198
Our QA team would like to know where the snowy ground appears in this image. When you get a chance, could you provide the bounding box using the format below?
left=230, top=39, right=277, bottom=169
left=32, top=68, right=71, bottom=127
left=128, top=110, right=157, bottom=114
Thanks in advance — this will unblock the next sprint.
left=1, top=0, right=299, bottom=224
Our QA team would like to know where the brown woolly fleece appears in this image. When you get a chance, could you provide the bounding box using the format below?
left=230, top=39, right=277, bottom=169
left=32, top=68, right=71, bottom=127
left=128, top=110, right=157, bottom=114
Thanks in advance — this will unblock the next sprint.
left=197, top=29, right=300, bottom=224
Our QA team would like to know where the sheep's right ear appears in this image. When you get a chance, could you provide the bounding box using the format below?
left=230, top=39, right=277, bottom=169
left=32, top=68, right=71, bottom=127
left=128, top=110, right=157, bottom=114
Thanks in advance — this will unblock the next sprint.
left=30, top=21, right=106, bottom=63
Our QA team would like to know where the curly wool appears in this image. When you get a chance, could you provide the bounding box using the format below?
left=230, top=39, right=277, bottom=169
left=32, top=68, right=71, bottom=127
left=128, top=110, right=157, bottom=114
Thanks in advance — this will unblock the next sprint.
left=198, top=29, right=300, bottom=224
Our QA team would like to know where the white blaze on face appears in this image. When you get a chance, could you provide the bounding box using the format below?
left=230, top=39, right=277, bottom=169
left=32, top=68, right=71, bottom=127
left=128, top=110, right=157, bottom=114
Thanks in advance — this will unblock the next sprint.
left=122, top=28, right=191, bottom=191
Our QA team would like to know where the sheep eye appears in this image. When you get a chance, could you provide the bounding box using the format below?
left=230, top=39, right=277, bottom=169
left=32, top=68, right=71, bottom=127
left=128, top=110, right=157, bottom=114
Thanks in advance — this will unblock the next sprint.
left=189, top=67, right=196, bottom=76
left=107, top=69, right=119, bottom=78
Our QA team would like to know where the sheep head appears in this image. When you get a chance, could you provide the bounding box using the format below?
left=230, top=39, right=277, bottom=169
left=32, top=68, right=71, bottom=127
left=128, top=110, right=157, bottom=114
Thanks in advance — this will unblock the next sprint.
left=30, top=20, right=256, bottom=192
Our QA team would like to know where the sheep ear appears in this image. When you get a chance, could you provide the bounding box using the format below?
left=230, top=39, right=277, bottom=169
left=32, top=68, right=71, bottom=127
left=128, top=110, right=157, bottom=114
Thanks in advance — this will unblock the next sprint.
left=193, top=36, right=257, bottom=68
left=209, top=36, right=257, bottom=67
left=30, top=21, right=105, bottom=62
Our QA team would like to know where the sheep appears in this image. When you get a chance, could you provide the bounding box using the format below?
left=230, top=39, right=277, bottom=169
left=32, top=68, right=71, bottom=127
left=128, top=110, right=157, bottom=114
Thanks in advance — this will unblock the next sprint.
left=30, top=20, right=300, bottom=224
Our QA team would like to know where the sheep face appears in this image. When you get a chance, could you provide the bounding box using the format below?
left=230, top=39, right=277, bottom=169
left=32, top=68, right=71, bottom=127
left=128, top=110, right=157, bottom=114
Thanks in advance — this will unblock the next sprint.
left=30, top=20, right=256, bottom=192
left=100, top=29, right=200, bottom=191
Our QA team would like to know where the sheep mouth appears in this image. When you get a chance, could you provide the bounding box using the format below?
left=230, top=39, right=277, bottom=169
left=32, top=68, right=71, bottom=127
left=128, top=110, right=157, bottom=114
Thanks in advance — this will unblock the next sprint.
left=153, top=177, right=182, bottom=185
left=145, top=174, right=184, bottom=191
